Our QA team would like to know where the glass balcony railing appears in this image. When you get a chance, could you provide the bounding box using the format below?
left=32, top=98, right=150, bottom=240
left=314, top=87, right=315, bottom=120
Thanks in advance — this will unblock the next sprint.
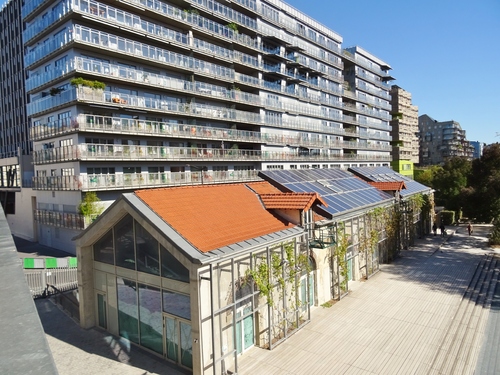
left=71, top=25, right=235, bottom=81
left=123, top=0, right=259, bottom=50
left=355, top=81, right=391, bottom=101
left=23, top=1, right=71, bottom=42
left=356, top=69, right=390, bottom=89
left=34, top=141, right=388, bottom=164
left=31, top=111, right=352, bottom=144
left=22, top=0, right=51, bottom=20
left=25, top=28, right=73, bottom=68
left=33, top=170, right=261, bottom=191
left=186, top=0, right=257, bottom=30
left=34, top=209, right=87, bottom=230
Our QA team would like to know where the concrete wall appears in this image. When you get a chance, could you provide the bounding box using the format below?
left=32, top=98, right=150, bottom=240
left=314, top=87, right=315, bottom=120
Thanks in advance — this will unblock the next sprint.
left=7, top=188, right=35, bottom=241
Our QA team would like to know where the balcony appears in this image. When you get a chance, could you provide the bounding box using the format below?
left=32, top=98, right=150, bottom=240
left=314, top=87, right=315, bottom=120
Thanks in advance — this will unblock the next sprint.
left=32, top=170, right=261, bottom=191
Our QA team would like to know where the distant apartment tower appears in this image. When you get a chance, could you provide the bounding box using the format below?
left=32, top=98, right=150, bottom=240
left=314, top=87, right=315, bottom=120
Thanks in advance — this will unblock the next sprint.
left=0, top=0, right=33, bottom=215
left=389, top=85, right=418, bottom=177
left=18, top=0, right=395, bottom=251
left=418, top=114, right=474, bottom=166
left=469, top=141, right=485, bottom=159
left=342, top=46, right=394, bottom=167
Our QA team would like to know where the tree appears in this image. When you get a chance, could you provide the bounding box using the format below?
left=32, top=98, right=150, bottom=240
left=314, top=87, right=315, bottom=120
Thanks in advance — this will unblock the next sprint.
left=78, top=191, right=104, bottom=223
left=462, top=143, right=500, bottom=222
left=433, top=157, right=471, bottom=211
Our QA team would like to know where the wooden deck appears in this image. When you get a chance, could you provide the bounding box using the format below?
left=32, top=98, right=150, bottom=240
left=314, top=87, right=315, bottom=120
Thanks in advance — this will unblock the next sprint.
left=235, top=226, right=498, bottom=375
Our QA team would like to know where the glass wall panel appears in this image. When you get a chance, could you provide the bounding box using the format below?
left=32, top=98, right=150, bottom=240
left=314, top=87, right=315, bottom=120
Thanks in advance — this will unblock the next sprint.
left=136, top=222, right=159, bottom=275
left=97, top=293, right=107, bottom=328
left=115, top=214, right=135, bottom=269
left=162, top=290, right=191, bottom=320
left=138, top=284, right=162, bottom=354
left=165, top=316, right=178, bottom=362
left=160, top=245, right=189, bottom=282
left=117, top=277, right=139, bottom=343
left=93, top=229, right=114, bottom=264
left=180, top=321, right=193, bottom=368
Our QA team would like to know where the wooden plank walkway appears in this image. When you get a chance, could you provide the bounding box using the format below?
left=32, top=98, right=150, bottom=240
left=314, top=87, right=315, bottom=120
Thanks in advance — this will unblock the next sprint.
left=235, top=226, right=497, bottom=375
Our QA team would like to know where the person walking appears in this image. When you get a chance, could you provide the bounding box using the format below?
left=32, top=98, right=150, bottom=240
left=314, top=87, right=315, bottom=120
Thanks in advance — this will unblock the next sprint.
left=467, top=223, right=473, bottom=236
left=440, top=223, right=446, bottom=237
left=432, top=223, right=437, bottom=236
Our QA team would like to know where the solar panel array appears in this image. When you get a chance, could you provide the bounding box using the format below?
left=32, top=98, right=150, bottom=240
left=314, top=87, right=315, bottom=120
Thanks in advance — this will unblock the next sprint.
left=259, top=169, right=394, bottom=218
left=348, top=166, right=432, bottom=197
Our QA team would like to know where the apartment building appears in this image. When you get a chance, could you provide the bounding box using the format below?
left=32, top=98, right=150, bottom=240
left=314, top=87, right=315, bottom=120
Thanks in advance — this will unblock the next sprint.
left=418, top=114, right=474, bottom=166
left=18, top=0, right=394, bottom=251
left=0, top=0, right=33, bottom=218
left=389, top=85, right=419, bottom=177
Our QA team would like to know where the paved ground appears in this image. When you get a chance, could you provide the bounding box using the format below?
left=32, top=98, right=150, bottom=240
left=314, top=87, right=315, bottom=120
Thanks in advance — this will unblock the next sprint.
left=36, top=298, right=188, bottom=375
left=235, top=224, right=498, bottom=375
left=32, top=225, right=498, bottom=375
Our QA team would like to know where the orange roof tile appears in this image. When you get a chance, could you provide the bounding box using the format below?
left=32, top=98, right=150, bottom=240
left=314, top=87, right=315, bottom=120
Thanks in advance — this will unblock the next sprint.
left=368, top=181, right=407, bottom=191
left=246, top=181, right=282, bottom=194
left=135, top=183, right=297, bottom=253
left=260, top=193, right=327, bottom=211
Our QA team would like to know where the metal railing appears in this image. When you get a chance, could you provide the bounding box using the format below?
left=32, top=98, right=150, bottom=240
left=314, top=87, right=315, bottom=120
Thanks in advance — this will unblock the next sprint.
left=23, top=257, right=78, bottom=298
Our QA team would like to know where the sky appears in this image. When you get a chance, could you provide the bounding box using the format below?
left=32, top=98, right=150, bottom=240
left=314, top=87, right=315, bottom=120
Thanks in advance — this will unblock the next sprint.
left=286, top=0, right=500, bottom=144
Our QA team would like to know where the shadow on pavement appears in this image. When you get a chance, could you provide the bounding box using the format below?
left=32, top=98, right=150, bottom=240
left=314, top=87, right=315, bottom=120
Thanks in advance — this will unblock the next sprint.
left=14, top=236, right=74, bottom=258
left=36, top=298, right=188, bottom=375
left=381, top=224, right=494, bottom=297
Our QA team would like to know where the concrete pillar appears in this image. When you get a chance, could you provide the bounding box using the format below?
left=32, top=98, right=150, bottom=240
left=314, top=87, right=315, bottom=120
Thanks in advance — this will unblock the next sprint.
left=77, top=245, right=95, bottom=329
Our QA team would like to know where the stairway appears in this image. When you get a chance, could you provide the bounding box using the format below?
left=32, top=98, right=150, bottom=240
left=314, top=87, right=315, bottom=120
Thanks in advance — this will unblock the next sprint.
left=429, top=254, right=499, bottom=374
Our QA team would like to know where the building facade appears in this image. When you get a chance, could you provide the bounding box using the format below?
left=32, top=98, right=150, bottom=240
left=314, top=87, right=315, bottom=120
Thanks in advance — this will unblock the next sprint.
left=76, top=168, right=431, bottom=374
left=389, top=85, right=418, bottom=177
left=469, top=140, right=485, bottom=159
left=418, top=114, right=474, bottom=166
left=16, top=0, right=394, bottom=252
left=0, top=0, right=33, bottom=219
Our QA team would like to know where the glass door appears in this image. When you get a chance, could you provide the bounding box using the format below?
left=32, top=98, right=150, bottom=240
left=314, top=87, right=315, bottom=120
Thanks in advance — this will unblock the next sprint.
left=235, top=305, right=254, bottom=354
left=96, top=293, right=107, bottom=329
left=164, top=315, right=192, bottom=369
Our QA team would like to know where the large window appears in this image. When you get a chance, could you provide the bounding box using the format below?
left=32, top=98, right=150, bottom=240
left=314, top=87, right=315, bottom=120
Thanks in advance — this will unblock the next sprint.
left=136, top=222, right=159, bottom=275
left=115, top=215, right=135, bottom=269
left=117, top=277, right=139, bottom=344
left=138, top=284, right=162, bottom=354
left=162, top=290, right=191, bottom=320
left=161, top=245, right=189, bottom=282
left=93, top=229, right=114, bottom=264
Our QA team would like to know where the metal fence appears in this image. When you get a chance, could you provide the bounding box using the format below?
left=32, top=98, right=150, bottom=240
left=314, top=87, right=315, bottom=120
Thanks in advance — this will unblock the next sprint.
left=23, top=257, right=78, bottom=298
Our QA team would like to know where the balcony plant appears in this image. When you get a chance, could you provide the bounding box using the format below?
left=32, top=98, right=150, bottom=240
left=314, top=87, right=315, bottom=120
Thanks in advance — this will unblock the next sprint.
left=50, top=87, right=63, bottom=96
left=70, top=77, right=106, bottom=90
left=78, top=191, right=104, bottom=225
left=226, top=22, right=239, bottom=34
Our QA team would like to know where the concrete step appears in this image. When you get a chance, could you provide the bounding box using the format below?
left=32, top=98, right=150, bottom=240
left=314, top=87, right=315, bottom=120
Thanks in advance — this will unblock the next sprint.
left=430, top=254, right=500, bottom=374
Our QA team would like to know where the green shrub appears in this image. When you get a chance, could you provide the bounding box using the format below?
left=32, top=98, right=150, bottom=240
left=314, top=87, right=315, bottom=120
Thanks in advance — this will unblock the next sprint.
left=489, top=218, right=500, bottom=246
left=70, top=77, right=106, bottom=90
left=440, top=210, right=455, bottom=225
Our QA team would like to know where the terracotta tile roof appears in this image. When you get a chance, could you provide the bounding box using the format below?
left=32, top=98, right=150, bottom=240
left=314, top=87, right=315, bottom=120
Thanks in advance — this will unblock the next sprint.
left=245, top=181, right=282, bottom=194
left=135, top=183, right=297, bottom=253
left=368, top=181, right=407, bottom=191
left=260, top=193, right=327, bottom=211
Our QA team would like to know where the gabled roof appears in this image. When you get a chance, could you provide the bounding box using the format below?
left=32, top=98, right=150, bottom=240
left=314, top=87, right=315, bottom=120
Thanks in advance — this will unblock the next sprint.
left=348, top=166, right=432, bottom=198
left=368, top=181, right=407, bottom=192
left=135, top=183, right=298, bottom=253
left=260, top=193, right=327, bottom=211
left=259, top=169, right=394, bottom=219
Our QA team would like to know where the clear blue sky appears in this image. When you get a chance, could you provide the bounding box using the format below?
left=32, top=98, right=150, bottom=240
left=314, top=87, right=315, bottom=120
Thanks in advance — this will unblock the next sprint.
left=286, top=0, right=500, bottom=144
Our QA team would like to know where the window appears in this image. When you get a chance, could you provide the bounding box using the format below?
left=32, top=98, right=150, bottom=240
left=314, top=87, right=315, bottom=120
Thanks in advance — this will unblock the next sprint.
left=135, top=222, right=159, bottom=276
left=162, top=290, right=190, bottom=320
left=61, top=168, right=74, bottom=176
left=93, top=229, right=114, bottom=264
left=161, top=245, right=189, bottom=283
left=138, top=284, right=162, bottom=353
left=115, top=215, right=135, bottom=270
left=117, top=277, right=139, bottom=343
